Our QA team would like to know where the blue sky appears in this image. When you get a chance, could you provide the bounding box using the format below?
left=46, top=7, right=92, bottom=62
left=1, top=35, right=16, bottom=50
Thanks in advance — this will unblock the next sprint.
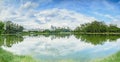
left=0, top=0, right=120, bottom=29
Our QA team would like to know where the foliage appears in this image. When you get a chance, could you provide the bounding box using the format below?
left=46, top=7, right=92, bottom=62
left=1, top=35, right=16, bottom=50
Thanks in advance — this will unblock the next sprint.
left=4, top=21, right=24, bottom=34
left=0, top=21, right=24, bottom=34
left=0, top=21, right=4, bottom=34
left=108, top=24, right=120, bottom=32
left=74, top=21, right=120, bottom=33
left=45, top=26, right=71, bottom=34
left=27, top=26, right=71, bottom=34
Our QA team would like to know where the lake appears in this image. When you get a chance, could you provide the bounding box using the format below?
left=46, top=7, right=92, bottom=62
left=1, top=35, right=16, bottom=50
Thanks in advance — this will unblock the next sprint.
left=0, top=34, right=120, bottom=62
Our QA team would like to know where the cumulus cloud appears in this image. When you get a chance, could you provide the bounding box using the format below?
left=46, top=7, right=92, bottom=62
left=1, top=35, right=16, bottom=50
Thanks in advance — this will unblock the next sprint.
left=2, top=0, right=120, bottom=30
left=0, top=0, right=98, bottom=30
left=93, top=12, right=120, bottom=25
left=0, top=4, right=96, bottom=29
left=32, top=8, right=96, bottom=29
left=20, top=1, right=39, bottom=10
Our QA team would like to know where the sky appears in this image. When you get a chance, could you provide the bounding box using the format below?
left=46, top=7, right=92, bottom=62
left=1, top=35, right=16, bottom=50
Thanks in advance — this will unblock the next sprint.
left=0, top=0, right=120, bottom=29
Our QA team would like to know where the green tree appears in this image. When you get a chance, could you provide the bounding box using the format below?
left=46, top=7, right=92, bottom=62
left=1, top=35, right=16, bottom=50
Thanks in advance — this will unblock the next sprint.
left=5, top=21, right=24, bottom=34
left=74, top=21, right=110, bottom=33
left=108, top=24, right=120, bottom=32
left=0, top=21, right=4, bottom=34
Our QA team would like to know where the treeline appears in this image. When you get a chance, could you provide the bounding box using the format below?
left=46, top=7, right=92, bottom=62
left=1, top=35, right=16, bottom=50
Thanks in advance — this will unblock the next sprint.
left=0, top=21, right=24, bottom=34
left=43, top=26, right=71, bottom=34
left=1, top=20, right=120, bottom=35
left=24, top=21, right=120, bottom=34
left=74, top=21, right=120, bottom=33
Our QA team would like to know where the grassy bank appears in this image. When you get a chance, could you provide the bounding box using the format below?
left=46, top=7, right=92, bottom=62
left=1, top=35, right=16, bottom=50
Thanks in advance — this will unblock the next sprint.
left=93, top=51, right=120, bottom=62
left=0, top=48, right=37, bottom=62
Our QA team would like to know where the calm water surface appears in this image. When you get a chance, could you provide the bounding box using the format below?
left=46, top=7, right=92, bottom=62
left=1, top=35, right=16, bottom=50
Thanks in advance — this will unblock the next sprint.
left=0, top=35, right=120, bottom=62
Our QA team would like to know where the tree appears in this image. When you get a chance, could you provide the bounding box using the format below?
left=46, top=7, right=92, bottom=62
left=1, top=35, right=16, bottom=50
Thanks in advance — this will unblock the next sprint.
left=74, top=21, right=113, bottom=33
left=108, top=24, right=120, bottom=32
left=4, top=21, right=24, bottom=34
left=0, top=21, right=4, bottom=34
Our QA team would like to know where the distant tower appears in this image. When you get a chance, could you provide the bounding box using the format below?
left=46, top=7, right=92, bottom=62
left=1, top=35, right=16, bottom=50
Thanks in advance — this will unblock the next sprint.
left=51, top=25, right=55, bottom=30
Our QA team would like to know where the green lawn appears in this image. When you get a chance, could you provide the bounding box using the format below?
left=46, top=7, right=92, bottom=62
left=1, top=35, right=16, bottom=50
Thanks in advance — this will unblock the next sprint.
left=0, top=48, right=37, bottom=62
left=93, top=51, right=120, bottom=62
left=1, top=47, right=120, bottom=62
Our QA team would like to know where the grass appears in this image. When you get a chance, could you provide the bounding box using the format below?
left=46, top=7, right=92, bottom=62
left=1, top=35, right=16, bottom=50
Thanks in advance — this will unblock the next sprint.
left=93, top=51, right=120, bottom=62
left=1, top=47, right=120, bottom=62
left=0, top=48, right=37, bottom=62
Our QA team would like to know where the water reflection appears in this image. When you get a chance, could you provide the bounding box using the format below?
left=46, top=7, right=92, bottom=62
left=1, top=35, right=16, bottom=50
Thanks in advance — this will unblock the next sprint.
left=1, top=34, right=120, bottom=62
left=29, top=34, right=71, bottom=40
left=74, top=34, right=120, bottom=45
left=0, top=35, right=23, bottom=47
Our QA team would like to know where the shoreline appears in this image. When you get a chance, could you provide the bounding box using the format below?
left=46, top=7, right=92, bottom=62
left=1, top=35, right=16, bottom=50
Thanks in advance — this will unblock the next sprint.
left=73, top=33, right=120, bottom=35
left=1, top=32, right=120, bottom=35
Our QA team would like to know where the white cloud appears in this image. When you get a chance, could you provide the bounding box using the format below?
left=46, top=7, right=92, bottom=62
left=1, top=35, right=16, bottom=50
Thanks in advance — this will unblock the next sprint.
left=0, top=5, right=96, bottom=29
left=2, top=36, right=94, bottom=56
left=2, top=36, right=120, bottom=57
left=4, top=0, right=120, bottom=30
left=110, top=20, right=120, bottom=27
left=104, top=14, right=115, bottom=20
left=20, top=1, right=38, bottom=10
left=0, top=0, right=96, bottom=30
left=0, top=0, right=119, bottom=30
left=93, top=12, right=120, bottom=27
left=94, top=12, right=118, bottom=21
left=32, top=8, right=96, bottom=29
left=93, top=12, right=115, bottom=20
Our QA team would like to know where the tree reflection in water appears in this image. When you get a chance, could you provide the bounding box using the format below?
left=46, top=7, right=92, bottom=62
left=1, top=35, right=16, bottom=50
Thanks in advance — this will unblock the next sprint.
left=0, top=35, right=23, bottom=47
left=0, top=34, right=120, bottom=47
left=74, top=34, right=120, bottom=45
